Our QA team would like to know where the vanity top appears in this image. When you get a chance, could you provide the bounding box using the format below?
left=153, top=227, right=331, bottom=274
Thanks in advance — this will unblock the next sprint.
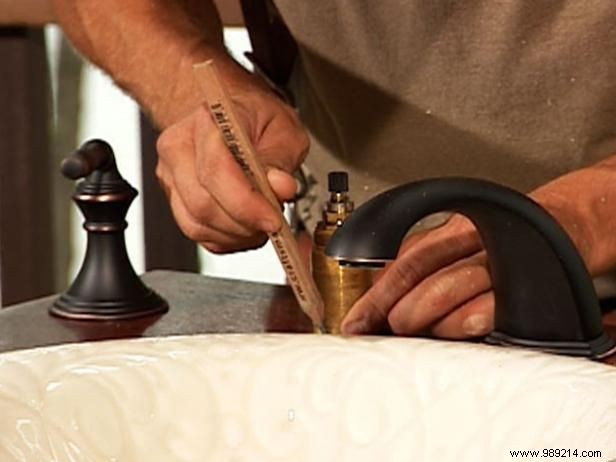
left=0, top=270, right=614, bottom=365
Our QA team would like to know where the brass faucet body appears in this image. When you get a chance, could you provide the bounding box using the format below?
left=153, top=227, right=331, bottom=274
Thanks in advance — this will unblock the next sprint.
left=312, top=188, right=372, bottom=334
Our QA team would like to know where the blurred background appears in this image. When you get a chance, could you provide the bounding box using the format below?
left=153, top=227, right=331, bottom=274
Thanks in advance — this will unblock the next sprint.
left=0, top=21, right=286, bottom=307
left=49, top=25, right=285, bottom=285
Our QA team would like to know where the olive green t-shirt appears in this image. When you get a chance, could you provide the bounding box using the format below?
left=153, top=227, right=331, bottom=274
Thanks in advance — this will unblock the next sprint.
left=271, top=0, right=616, bottom=233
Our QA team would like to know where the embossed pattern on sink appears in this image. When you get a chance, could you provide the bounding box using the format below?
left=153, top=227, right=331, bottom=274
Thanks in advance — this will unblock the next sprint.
left=1, top=334, right=615, bottom=461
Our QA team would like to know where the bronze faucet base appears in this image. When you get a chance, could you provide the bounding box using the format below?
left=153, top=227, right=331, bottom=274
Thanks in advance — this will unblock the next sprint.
left=51, top=291, right=168, bottom=321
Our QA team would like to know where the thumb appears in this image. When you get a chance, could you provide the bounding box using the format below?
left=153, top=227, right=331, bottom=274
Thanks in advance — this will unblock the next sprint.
left=267, top=168, right=299, bottom=202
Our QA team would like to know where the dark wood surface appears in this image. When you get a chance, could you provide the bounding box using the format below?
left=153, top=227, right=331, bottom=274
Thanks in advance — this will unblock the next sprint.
left=0, top=270, right=614, bottom=366
left=0, top=28, right=55, bottom=306
left=0, top=271, right=311, bottom=353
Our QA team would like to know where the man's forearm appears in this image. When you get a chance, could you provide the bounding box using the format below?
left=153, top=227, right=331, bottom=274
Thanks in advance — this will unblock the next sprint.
left=51, top=0, right=249, bottom=127
left=0, top=0, right=54, bottom=25
left=531, top=154, right=616, bottom=277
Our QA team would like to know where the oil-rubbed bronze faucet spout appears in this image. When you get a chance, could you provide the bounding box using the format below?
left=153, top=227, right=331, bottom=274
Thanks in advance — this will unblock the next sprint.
left=326, top=177, right=615, bottom=359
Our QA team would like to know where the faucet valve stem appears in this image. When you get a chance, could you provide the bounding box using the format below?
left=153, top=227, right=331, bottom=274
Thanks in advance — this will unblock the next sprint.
left=312, top=172, right=372, bottom=334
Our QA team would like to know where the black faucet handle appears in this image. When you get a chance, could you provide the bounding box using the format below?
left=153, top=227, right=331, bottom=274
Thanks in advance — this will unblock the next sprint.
left=61, top=139, right=115, bottom=180
left=52, top=139, right=168, bottom=321
left=62, top=139, right=135, bottom=198
left=328, top=171, right=349, bottom=193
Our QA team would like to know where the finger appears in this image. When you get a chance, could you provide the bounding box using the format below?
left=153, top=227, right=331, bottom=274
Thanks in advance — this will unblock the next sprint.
left=387, top=252, right=490, bottom=335
left=158, top=117, right=271, bottom=239
left=257, top=110, right=310, bottom=172
left=165, top=185, right=220, bottom=243
left=231, top=89, right=308, bottom=157
left=341, top=221, right=483, bottom=335
left=170, top=188, right=268, bottom=251
left=193, top=106, right=282, bottom=233
left=199, top=234, right=268, bottom=254
left=430, top=292, right=495, bottom=339
left=162, top=158, right=261, bottom=240
left=396, top=214, right=474, bottom=256
left=173, top=159, right=266, bottom=239
left=158, top=159, right=267, bottom=247
left=267, top=168, right=299, bottom=202
left=370, top=225, right=437, bottom=285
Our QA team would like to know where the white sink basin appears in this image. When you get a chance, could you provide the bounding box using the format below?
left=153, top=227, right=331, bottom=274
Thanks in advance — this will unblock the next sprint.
left=1, top=334, right=615, bottom=461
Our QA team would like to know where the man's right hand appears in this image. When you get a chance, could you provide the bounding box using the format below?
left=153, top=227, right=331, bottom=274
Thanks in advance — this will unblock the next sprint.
left=156, top=82, right=310, bottom=253
left=51, top=0, right=309, bottom=252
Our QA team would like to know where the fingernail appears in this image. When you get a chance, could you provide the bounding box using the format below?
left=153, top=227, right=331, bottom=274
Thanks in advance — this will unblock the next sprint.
left=294, top=177, right=302, bottom=196
left=341, top=317, right=369, bottom=335
left=462, top=314, right=490, bottom=336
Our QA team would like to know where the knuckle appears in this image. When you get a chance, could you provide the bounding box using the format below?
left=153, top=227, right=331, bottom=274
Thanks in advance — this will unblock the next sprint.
left=155, top=162, right=164, bottom=181
left=157, top=118, right=194, bottom=160
left=156, top=130, right=176, bottom=158
left=201, top=241, right=227, bottom=254
left=448, top=215, right=480, bottom=242
left=398, top=234, right=422, bottom=256
left=422, top=276, right=453, bottom=308
left=390, top=257, right=423, bottom=293
left=448, top=213, right=472, bottom=229
left=175, top=218, right=203, bottom=243
left=183, top=195, right=213, bottom=224
left=230, top=223, right=263, bottom=239
left=155, top=164, right=166, bottom=186
left=232, top=206, right=259, bottom=226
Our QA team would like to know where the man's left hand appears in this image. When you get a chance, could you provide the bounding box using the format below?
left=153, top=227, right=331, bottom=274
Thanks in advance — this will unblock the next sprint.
left=340, top=176, right=599, bottom=338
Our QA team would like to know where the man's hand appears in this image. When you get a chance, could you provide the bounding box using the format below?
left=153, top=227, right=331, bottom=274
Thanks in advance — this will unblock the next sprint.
left=52, top=0, right=310, bottom=253
left=341, top=214, right=493, bottom=337
left=156, top=83, right=309, bottom=253
left=340, top=168, right=604, bottom=338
